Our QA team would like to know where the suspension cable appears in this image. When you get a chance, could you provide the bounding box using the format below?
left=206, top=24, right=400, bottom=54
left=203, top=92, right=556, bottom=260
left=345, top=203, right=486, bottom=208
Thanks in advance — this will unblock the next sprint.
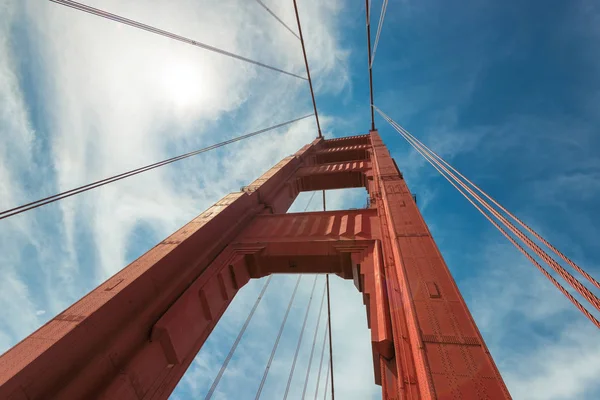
left=0, top=114, right=312, bottom=221
left=325, top=274, right=335, bottom=399
left=283, top=276, right=319, bottom=400
left=376, top=106, right=600, bottom=314
left=254, top=0, right=300, bottom=40
left=301, top=280, right=327, bottom=399
left=370, top=0, right=388, bottom=68
left=400, top=127, right=600, bottom=328
left=374, top=106, right=600, bottom=329
left=365, top=0, right=375, bottom=131
left=396, top=124, right=600, bottom=313
left=392, top=119, right=600, bottom=291
left=204, top=276, right=273, bottom=399
left=322, top=359, right=331, bottom=400
left=304, top=191, right=318, bottom=212
left=255, top=276, right=302, bottom=399
left=313, top=323, right=329, bottom=399
left=50, top=0, right=307, bottom=80
left=292, top=0, right=323, bottom=138
left=323, top=197, right=335, bottom=400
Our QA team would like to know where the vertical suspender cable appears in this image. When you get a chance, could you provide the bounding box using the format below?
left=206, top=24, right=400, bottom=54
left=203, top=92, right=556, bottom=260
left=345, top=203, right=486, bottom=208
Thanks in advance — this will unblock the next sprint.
left=293, top=0, right=323, bottom=138
left=325, top=274, right=335, bottom=400
left=204, top=276, right=273, bottom=399
left=323, top=192, right=335, bottom=399
left=283, top=276, right=319, bottom=400
left=365, top=0, right=376, bottom=131
left=301, top=282, right=327, bottom=399
left=255, top=276, right=302, bottom=399
left=313, top=325, right=329, bottom=399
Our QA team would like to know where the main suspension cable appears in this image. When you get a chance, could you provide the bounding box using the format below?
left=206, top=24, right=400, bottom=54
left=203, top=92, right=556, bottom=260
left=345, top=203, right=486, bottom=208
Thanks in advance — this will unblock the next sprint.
left=255, top=276, right=302, bottom=399
left=376, top=106, right=600, bottom=314
left=50, top=0, right=307, bottom=80
left=401, top=128, right=600, bottom=328
left=0, top=114, right=313, bottom=221
left=292, top=0, right=323, bottom=138
left=283, top=276, right=319, bottom=400
left=394, top=120, right=600, bottom=291
left=254, top=0, right=300, bottom=40
left=374, top=106, right=600, bottom=329
left=301, top=281, right=327, bottom=399
left=370, top=0, right=388, bottom=68
left=365, top=0, right=376, bottom=131
left=204, top=276, right=273, bottom=400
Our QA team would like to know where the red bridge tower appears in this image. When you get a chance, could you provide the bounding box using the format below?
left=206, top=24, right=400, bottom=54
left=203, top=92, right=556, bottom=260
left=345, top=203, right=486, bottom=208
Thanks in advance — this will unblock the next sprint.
left=0, top=131, right=510, bottom=399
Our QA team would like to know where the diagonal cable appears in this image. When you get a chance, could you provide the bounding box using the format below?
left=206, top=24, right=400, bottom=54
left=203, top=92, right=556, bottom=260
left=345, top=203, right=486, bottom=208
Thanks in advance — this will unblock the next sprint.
left=376, top=106, right=600, bottom=314
left=254, top=0, right=300, bottom=40
left=387, top=113, right=600, bottom=297
left=374, top=105, right=600, bottom=329
left=283, top=275, right=319, bottom=400
left=388, top=116, right=600, bottom=291
left=292, top=0, right=323, bottom=137
left=0, top=114, right=313, bottom=221
left=255, top=276, right=302, bottom=399
left=370, top=0, right=388, bottom=68
left=301, top=280, right=327, bottom=399
left=50, top=0, right=307, bottom=80
left=304, top=191, right=318, bottom=212
left=313, top=323, right=329, bottom=399
left=204, top=276, right=272, bottom=400
left=322, top=360, right=331, bottom=400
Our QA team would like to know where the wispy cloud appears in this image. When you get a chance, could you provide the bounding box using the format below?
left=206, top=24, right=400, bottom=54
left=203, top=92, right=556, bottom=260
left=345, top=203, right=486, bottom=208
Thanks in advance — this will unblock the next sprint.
left=0, top=0, right=381, bottom=398
left=462, top=240, right=600, bottom=400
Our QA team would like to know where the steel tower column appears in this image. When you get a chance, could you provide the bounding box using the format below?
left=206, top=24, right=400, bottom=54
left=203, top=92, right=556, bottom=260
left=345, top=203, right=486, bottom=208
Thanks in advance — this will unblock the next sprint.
left=0, top=132, right=510, bottom=399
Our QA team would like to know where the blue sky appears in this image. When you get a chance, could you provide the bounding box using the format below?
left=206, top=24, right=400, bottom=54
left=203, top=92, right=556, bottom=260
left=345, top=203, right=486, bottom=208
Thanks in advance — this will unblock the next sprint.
left=1, top=0, right=600, bottom=399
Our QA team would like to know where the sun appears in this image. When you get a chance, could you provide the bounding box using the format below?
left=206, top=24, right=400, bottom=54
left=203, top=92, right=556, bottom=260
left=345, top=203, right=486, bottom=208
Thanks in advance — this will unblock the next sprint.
left=161, top=60, right=205, bottom=109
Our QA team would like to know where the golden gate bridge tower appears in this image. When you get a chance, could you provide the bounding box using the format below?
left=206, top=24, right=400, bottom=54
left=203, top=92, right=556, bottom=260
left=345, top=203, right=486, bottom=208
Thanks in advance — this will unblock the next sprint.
left=2, top=1, right=599, bottom=399
left=0, top=129, right=511, bottom=399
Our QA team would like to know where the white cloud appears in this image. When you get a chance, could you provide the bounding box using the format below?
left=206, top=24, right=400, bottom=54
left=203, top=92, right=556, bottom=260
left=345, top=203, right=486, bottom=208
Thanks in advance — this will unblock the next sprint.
left=0, top=0, right=381, bottom=398
left=463, top=240, right=600, bottom=400
left=504, top=321, right=600, bottom=400
left=3, top=1, right=598, bottom=399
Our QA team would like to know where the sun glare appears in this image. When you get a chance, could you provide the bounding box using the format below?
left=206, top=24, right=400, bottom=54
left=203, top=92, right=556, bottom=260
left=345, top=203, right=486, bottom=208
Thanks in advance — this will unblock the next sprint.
left=161, top=60, right=205, bottom=109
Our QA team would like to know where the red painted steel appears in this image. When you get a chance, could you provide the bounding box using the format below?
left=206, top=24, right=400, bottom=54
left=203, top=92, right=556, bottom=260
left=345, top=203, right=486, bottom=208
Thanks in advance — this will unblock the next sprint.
left=0, top=132, right=510, bottom=399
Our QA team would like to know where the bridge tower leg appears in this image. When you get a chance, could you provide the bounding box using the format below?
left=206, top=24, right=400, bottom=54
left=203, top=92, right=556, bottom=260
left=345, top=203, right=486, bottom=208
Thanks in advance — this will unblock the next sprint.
left=0, top=132, right=510, bottom=399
